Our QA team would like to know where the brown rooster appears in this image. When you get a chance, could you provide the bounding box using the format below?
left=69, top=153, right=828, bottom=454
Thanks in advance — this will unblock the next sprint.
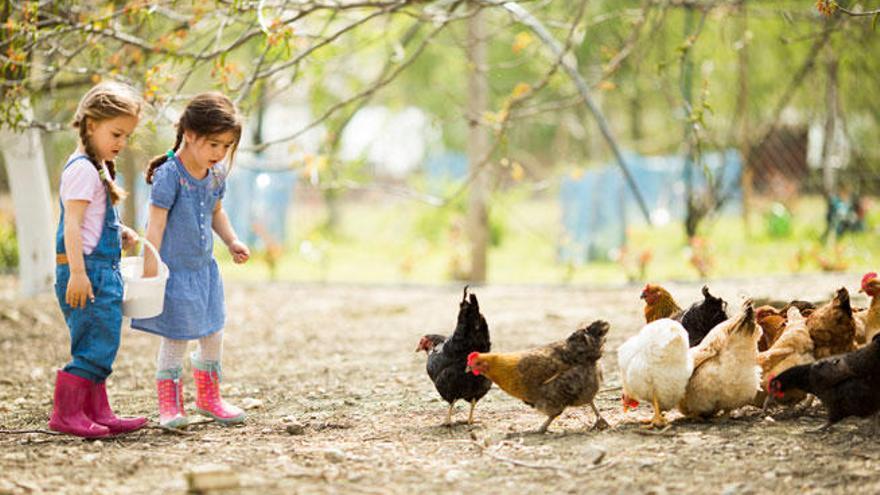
left=807, top=287, right=857, bottom=359
left=465, top=320, right=610, bottom=434
left=756, top=306, right=787, bottom=352
left=757, top=307, right=814, bottom=408
left=641, top=284, right=682, bottom=323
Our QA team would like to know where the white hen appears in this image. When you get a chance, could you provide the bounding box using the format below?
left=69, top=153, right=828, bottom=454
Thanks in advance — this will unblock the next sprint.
left=618, top=318, right=693, bottom=427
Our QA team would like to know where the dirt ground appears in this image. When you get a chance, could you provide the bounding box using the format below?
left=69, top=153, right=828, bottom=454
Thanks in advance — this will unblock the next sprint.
left=1, top=273, right=879, bottom=494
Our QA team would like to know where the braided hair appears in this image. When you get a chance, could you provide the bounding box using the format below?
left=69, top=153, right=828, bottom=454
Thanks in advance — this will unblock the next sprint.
left=146, top=92, right=242, bottom=184
left=71, top=81, right=143, bottom=204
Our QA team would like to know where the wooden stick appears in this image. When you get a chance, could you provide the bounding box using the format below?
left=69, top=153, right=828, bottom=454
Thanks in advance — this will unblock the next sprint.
left=0, top=428, right=61, bottom=435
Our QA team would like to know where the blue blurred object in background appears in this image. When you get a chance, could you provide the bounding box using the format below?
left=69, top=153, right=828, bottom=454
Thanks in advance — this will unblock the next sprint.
left=423, top=152, right=468, bottom=192
left=560, top=149, right=742, bottom=263
left=224, top=165, right=298, bottom=249
left=134, top=163, right=298, bottom=250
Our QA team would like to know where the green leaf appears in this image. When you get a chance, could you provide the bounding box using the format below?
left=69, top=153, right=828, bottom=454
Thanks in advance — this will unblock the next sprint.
left=873, top=12, right=879, bottom=31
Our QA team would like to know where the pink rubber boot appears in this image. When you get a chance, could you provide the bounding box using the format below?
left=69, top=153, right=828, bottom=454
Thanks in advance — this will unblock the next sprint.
left=48, top=370, right=111, bottom=438
left=84, top=381, right=148, bottom=434
left=156, top=368, right=187, bottom=428
left=191, top=354, right=245, bottom=424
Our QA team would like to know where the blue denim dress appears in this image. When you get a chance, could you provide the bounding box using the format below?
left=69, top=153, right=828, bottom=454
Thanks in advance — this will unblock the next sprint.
left=55, top=155, right=124, bottom=383
left=131, top=155, right=226, bottom=340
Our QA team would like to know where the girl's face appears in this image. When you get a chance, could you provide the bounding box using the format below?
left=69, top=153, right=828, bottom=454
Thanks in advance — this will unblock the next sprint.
left=87, top=115, right=138, bottom=162
left=184, top=130, right=237, bottom=170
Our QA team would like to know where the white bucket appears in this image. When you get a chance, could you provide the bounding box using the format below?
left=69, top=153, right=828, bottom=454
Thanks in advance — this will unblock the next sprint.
left=121, top=239, right=169, bottom=319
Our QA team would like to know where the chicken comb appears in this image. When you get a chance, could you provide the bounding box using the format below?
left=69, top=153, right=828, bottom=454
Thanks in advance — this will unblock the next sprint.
left=862, top=272, right=878, bottom=289
left=467, top=352, right=480, bottom=366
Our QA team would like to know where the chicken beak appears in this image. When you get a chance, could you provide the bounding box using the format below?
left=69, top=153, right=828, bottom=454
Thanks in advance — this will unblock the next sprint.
left=464, top=365, right=472, bottom=373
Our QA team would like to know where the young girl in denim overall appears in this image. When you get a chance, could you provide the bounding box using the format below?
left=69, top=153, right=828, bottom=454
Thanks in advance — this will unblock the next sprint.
left=50, top=82, right=147, bottom=438
left=132, top=92, right=251, bottom=428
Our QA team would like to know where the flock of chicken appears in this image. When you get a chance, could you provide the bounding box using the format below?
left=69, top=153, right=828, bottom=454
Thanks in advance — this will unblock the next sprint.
left=416, top=273, right=880, bottom=434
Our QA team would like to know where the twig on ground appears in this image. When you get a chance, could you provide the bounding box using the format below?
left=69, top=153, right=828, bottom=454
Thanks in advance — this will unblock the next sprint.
left=632, top=424, right=675, bottom=436
left=148, top=425, right=194, bottom=436
left=0, top=428, right=61, bottom=435
left=146, top=418, right=216, bottom=436
left=469, top=435, right=614, bottom=475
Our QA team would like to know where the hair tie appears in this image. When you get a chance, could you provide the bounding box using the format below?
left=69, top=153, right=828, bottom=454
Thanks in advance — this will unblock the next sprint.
left=166, top=150, right=175, bottom=158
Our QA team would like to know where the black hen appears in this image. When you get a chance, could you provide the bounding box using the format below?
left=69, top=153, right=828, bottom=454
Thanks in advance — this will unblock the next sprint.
left=416, top=287, right=492, bottom=425
left=679, top=286, right=729, bottom=347
left=769, top=335, right=880, bottom=431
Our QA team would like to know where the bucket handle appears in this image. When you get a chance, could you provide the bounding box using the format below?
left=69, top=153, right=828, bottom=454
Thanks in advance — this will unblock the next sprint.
left=140, top=238, right=164, bottom=276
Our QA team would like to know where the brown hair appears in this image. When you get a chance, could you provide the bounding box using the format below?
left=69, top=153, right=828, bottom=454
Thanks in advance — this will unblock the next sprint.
left=146, top=92, right=243, bottom=184
left=72, top=81, right=143, bottom=204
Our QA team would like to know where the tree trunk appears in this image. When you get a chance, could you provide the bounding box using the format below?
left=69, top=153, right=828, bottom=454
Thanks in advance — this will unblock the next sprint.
left=466, top=7, right=490, bottom=283
left=682, top=6, right=697, bottom=240
left=0, top=106, right=55, bottom=296
left=821, top=51, right=838, bottom=197
left=735, top=1, right=752, bottom=237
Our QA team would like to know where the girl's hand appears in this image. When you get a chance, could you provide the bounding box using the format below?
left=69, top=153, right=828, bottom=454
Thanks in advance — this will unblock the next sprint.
left=228, top=240, right=250, bottom=264
left=121, top=226, right=139, bottom=251
left=66, top=271, right=94, bottom=309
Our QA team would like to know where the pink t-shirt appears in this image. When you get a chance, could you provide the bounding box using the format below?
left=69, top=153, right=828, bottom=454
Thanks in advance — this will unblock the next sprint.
left=59, top=155, right=108, bottom=255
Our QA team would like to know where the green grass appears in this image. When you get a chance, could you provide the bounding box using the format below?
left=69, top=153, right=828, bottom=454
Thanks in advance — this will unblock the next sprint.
left=215, top=193, right=879, bottom=285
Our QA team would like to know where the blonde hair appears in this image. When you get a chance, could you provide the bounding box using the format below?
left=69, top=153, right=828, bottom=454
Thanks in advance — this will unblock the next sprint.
left=72, top=81, right=143, bottom=204
left=146, top=92, right=242, bottom=184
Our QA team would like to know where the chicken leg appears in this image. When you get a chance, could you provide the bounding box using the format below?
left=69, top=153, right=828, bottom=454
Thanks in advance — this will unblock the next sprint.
left=536, top=413, right=560, bottom=434
left=444, top=402, right=455, bottom=426
left=467, top=399, right=477, bottom=425
left=643, top=391, right=667, bottom=429
left=589, top=402, right=610, bottom=431
left=808, top=421, right=835, bottom=434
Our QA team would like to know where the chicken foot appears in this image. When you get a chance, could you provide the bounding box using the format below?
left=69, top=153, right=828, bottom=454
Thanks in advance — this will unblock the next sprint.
left=640, top=392, right=667, bottom=429
left=589, top=402, right=610, bottom=431
left=808, top=421, right=835, bottom=434
left=536, top=414, right=560, bottom=434
left=444, top=402, right=455, bottom=427
left=467, top=399, right=477, bottom=425
left=795, top=395, right=815, bottom=413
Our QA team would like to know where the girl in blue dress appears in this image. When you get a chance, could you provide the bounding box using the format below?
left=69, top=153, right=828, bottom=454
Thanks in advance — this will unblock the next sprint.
left=132, top=92, right=250, bottom=427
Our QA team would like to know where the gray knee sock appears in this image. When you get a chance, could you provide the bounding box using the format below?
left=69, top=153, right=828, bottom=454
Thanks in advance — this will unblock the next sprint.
left=157, top=337, right=188, bottom=376
left=195, top=330, right=223, bottom=363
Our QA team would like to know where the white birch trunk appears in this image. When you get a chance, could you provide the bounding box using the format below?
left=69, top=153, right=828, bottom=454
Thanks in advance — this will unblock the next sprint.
left=466, top=8, right=490, bottom=283
left=0, top=108, right=55, bottom=296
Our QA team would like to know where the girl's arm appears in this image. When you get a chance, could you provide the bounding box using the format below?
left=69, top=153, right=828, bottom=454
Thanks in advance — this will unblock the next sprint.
left=142, top=205, right=169, bottom=277
left=63, top=200, right=94, bottom=309
left=212, top=200, right=250, bottom=264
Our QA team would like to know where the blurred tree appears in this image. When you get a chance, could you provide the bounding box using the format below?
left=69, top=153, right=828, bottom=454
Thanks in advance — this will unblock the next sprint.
left=0, top=0, right=877, bottom=289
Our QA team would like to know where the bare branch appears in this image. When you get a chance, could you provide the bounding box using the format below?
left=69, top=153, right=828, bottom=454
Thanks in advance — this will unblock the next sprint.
left=244, top=2, right=467, bottom=153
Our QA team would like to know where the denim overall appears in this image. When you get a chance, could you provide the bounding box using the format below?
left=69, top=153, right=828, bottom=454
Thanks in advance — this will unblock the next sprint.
left=55, top=155, right=124, bottom=383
